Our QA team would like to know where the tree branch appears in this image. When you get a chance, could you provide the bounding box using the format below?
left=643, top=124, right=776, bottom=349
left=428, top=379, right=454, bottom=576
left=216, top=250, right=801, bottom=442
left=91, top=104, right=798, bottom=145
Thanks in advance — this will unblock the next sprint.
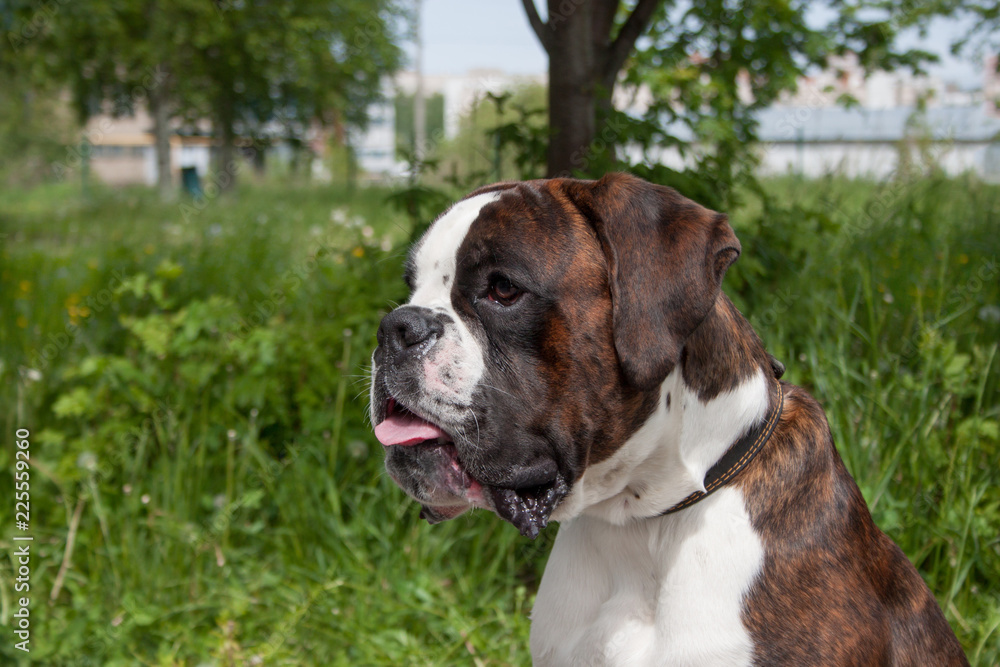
left=521, top=0, right=550, bottom=53
left=604, top=0, right=662, bottom=84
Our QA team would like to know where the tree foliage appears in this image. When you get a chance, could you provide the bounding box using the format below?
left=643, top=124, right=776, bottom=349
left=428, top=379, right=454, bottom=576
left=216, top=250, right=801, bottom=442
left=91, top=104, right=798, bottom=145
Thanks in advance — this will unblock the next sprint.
left=616, top=0, right=936, bottom=210
left=1, top=0, right=404, bottom=192
left=522, top=0, right=942, bottom=193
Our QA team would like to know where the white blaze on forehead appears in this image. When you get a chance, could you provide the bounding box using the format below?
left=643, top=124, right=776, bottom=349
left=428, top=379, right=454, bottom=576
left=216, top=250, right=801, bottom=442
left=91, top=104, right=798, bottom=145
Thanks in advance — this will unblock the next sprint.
left=409, top=191, right=501, bottom=307
left=404, top=190, right=502, bottom=413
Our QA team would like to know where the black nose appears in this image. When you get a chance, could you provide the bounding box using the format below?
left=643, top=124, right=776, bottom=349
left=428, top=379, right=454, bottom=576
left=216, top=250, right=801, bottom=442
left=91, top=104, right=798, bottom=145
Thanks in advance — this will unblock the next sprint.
left=377, top=306, right=444, bottom=358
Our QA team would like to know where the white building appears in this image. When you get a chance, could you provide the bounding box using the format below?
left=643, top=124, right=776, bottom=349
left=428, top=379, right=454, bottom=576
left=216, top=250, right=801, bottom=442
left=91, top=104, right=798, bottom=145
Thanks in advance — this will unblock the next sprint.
left=777, top=53, right=979, bottom=110
left=754, top=105, right=1000, bottom=180
left=353, top=69, right=548, bottom=177
left=354, top=87, right=404, bottom=179
left=632, top=54, right=999, bottom=181
left=394, top=69, right=547, bottom=140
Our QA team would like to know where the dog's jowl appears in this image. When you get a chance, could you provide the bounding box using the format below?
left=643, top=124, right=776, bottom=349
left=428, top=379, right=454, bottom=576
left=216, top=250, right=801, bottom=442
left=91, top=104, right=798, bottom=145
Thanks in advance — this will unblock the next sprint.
left=370, top=173, right=968, bottom=666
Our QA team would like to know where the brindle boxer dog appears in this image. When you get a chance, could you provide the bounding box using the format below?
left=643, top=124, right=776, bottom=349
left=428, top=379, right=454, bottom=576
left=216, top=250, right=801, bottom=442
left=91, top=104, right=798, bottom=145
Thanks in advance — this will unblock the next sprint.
left=369, top=173, right=968, bottom=666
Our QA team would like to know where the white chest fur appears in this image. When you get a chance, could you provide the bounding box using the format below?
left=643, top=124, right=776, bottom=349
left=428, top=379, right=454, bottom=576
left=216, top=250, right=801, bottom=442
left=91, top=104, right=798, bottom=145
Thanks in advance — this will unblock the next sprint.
left=531, top=488, right=764, bottom=666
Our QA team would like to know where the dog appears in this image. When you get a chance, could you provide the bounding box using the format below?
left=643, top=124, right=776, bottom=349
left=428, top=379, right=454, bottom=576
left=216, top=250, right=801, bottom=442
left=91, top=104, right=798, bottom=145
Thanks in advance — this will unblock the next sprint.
left=369, top=173, right=968, bottom=665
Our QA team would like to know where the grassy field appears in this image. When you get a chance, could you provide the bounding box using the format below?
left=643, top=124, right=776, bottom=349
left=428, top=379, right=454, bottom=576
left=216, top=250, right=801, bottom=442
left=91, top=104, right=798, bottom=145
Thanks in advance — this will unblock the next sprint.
left=0, top=173, right=998, bottom=665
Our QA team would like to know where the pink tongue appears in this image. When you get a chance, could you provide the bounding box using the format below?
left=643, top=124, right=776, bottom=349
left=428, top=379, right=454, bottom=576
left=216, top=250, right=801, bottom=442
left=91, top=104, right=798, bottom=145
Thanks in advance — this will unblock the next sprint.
left=374, top=412, right=447, bottom=446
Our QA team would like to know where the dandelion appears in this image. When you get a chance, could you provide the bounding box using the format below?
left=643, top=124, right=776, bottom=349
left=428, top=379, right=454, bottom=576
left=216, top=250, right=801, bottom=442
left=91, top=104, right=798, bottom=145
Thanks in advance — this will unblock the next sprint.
left=978, top=305, right=1000, bottom=323
left=19, top=280, right=31, bottom=294
left=77, top=451, right=98, bottom=472
left=20, top=367, right=42, bottom=382
left=348, top=440, right=367, bottom=459
left=16, top=315, right=28, bottom=329
left=352, top=246, right=365, bottom=258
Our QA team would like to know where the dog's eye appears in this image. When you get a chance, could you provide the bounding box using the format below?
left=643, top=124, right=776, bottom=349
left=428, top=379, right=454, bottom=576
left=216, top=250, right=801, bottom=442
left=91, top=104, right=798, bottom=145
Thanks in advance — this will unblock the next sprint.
left=487, top=276, right=522, bottom=306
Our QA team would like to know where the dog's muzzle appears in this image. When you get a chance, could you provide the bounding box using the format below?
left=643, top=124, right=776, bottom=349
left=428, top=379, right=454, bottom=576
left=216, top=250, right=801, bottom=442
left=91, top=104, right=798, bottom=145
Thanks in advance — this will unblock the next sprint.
left=372, top=307, right=567, bottom=538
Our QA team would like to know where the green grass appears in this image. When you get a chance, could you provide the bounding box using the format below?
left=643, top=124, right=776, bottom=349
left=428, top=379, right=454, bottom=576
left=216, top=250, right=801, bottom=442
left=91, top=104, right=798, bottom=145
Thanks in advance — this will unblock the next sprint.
left=0, top=172, right=998, bottom=665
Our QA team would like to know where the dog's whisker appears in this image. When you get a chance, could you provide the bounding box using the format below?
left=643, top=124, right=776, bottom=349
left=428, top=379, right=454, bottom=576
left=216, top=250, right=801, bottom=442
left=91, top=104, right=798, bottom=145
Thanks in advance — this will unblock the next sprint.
left=468, top=407, right=481, bottom=449
left=478, top=383, right=518, bottom=401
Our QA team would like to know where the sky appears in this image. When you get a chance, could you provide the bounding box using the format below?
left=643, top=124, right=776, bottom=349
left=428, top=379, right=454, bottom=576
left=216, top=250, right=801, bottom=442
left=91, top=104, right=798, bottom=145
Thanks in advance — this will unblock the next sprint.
left=410, top=0, right=985, bottom=89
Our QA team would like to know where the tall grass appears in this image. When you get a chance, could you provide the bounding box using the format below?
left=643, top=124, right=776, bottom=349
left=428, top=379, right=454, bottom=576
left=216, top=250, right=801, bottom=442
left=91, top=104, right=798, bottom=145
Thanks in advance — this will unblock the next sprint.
left=0, top=173, right=997, bottom=665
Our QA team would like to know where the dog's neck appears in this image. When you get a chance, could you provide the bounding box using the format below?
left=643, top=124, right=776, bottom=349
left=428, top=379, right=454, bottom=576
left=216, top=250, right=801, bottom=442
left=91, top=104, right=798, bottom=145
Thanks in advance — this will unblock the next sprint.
left=552, top=295, right=775, bottom=525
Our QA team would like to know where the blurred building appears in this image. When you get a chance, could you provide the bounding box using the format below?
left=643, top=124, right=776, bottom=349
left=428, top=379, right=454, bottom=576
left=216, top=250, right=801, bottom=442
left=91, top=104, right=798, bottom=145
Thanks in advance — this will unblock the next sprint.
left=635, top=53, right=1000, bottom=181
left=778, top=53, right=979, bottom=109
left=353, top=85, right=401, bottom=178
left=984, top=56, right=1000, bottom=117
left=755, top=54, right=997, bottom=180
left=754, top=105, right=1000, bottom=179
left=394, top=69, right=547, bottom=140
left=354, top=69, right=547, bottom=178
left=83, top=56, right=999, bottom=185
left=82, top=105, right=212, bottom=186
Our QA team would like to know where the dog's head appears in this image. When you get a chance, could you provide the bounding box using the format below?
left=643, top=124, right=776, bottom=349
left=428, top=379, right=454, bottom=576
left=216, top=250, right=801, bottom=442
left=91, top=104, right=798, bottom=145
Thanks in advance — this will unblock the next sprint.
left=370, top=173, right=740, bottom=537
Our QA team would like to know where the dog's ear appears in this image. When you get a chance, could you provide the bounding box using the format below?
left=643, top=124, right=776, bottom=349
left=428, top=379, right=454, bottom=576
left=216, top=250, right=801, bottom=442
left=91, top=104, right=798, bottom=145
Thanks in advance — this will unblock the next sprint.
left=564, top=173, right=740, bottom=390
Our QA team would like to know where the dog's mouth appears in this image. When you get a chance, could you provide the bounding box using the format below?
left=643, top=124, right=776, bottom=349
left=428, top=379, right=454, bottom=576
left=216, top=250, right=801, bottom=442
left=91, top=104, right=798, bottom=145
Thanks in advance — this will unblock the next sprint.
left=374, top=399, right=454, bottom=447
left=374, top=398, right=566, bottom=539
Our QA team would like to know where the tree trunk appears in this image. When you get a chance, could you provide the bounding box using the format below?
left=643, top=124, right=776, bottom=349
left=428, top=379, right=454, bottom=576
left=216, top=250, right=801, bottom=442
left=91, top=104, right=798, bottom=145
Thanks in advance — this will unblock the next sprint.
left=523, top=0, right=663, bottom=177
left=149, top=69, right=173, bottom=200
left=546, top=0, right=597, bottom=177
left=215, top=95, right=238, bottom=193
left=218, top=123, right=236, bottom=193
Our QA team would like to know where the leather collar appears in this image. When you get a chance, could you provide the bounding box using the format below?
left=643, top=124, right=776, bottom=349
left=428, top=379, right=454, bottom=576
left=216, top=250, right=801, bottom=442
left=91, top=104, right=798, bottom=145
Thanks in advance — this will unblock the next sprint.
left=659, top=379, right=784, bottom=516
